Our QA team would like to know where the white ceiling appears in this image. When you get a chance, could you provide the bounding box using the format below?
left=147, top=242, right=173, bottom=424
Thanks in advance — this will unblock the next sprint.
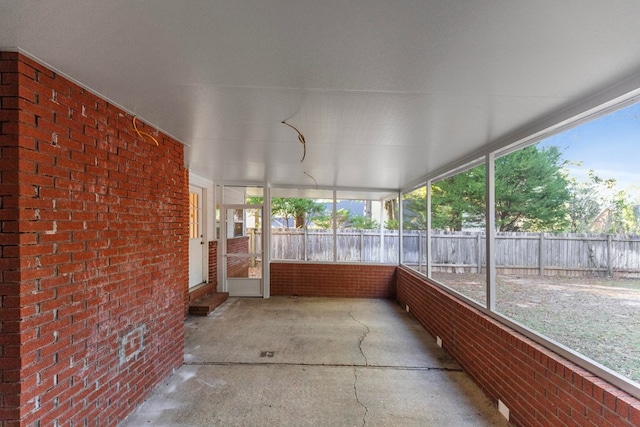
left=3, top=1, right=640, bottom=197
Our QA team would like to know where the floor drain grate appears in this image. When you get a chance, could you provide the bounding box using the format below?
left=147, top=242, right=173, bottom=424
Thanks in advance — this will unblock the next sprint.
left=259, top=351, right=275, bottom=358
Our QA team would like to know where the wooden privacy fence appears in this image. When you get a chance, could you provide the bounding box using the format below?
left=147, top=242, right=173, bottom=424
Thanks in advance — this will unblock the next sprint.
left=259, top=229, right=640, bottom=277
left=402, top=231, right=640, bottom=278
left=258, top=229, right=399, bottom=263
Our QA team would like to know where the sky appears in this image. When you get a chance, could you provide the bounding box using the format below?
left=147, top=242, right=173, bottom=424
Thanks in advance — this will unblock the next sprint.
left=538, top=101, right=640, bottom=197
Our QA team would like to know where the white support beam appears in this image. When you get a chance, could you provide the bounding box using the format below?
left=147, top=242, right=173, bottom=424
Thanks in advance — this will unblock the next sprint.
left=426, top=181, right=432, bottom=278
left=485, top=153, right=496, bottom=311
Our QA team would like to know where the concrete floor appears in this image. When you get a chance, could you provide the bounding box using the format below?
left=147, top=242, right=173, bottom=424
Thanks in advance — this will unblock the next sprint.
left=120, top=297, right=511, bottom=427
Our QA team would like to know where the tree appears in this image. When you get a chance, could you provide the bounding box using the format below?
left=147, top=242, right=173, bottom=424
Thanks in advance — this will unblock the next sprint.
left=565, top=170, right=615, bottom=232
left=384, top=199, right=398, bottom=223
left=314, top=208, right=351, bottom=229
left=382, top=198, right=399, bottom=229
left=274, top=198, right=326, bottom=229
left=431, top=165, right=485, bottom=231
left=415, top=145, right=572, bottom=232
left=591, top=189, right=640, bottom=234
left=402, top=187, right=427, bottom=230
left=349, top=215, right=379, bottom=230
left=614, top=192, right=640, bottom=234
left=314, top=209, right=380, bottom=229
left=565, top=170, right=640, bottom=234
left=247, top=197, right=326, bottom=229
left=494, top=145, right=570, bottom=232
left=384, top=219, right=399, bottom=230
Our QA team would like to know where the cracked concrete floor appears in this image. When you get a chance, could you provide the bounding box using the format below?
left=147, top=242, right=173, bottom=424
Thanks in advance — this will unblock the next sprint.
left=120, top=297, right=511, bottom=427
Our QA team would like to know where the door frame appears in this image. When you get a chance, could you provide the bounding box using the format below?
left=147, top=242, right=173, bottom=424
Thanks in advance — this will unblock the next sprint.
left=189, top=174, right=215, bottom=290
left=188, top=185, right=207, bottom=289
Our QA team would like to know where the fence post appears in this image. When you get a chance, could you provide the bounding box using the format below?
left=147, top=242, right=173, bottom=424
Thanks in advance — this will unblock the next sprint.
left=607, top=234, right=612, bottom=277
left=360, top=230, right=364, bottom=262
left=418, top=231, right=423, bottom=272
left=379, top=229, right=383, bottom=263
left=477, top=233, right=482, bottom=273
left=304, top=228, right=308, bottom=261
left=539, top=233, right=545, bottom=276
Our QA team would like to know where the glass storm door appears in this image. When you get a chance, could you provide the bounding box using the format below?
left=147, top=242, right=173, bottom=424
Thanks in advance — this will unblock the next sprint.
left=223, top=205, right=263, bottom=296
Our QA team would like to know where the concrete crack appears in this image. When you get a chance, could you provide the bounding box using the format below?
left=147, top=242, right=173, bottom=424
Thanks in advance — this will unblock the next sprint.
left=353, top=367, right=368, bottom=426
left=349, top=306, right=370, bottom=366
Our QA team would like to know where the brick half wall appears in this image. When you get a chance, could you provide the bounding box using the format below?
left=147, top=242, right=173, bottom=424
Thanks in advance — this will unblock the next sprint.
left=396, top=266, right=640, bottom=427
left=270, top=262, right=396, bottom=298
left=227, top=236, right=249, bottom=278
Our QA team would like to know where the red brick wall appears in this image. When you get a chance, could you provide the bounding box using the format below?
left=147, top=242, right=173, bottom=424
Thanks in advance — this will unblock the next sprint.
left=0, top=52, right=22, bottom=425
left=0, top=52, right=188, bottom=426
left=226, top=236, right=249, bottom=278
left=396, top=267, right=640, bottom=427
left=270, top=262, right=396, bottom=298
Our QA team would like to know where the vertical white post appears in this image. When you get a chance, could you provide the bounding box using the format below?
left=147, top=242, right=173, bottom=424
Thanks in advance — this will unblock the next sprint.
left=220, top=185, right=228, bottom=293
left=333, top=190, right=337, bottom=262
left=486, top=153, right=496, bottom=311
left=399, top=191, right=404, bottom=266
left=215, top=185, right=222, bottom=291
left=426, top=181, right=432, bottom=278
left=379, top=200, right=385, bottom=263
left=263, top=186, right=271, bottom=298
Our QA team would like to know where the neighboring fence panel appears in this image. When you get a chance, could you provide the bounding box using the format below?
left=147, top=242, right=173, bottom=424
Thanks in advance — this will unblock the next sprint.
left=429, top=231, right=640, bottom=277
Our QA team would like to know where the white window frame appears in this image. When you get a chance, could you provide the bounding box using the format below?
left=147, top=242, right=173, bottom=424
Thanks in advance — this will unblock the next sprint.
left=399, top=88, right=640, bottom=401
